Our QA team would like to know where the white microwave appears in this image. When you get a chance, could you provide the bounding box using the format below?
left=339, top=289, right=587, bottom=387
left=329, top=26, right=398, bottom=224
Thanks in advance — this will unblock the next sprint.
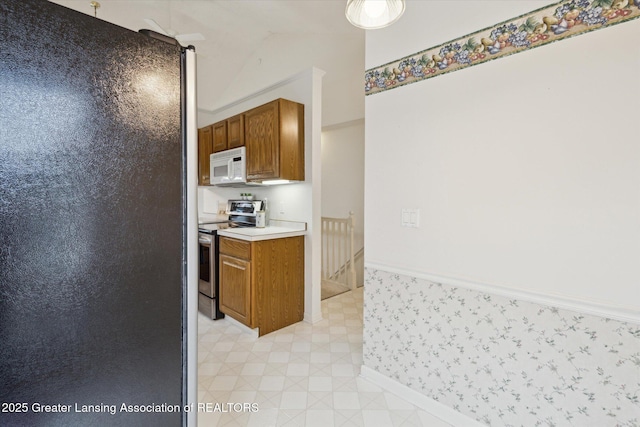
left=210, top=147, right=247, bottom=186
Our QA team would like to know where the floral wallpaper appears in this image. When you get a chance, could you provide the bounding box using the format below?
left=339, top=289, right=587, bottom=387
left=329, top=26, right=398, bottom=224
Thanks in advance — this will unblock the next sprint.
left=365, top=0, right=640, bottom=95
left=363, top=267, right=640, bottom=426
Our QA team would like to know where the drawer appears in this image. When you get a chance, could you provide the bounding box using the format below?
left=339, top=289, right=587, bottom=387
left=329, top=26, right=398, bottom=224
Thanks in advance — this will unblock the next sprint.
left=219, top=236, right=251, bottom=260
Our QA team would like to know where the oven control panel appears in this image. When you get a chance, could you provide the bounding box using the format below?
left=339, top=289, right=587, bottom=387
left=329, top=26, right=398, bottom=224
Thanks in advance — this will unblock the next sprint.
left=227, top=200, right=264, bottom=216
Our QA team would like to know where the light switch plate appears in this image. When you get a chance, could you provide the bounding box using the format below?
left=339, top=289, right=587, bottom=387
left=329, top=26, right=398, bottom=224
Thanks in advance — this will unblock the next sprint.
left=401, top=208, right=420, bottom=228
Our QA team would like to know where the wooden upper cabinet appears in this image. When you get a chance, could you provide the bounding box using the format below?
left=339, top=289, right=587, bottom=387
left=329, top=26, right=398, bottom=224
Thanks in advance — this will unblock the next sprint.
left=197, top=125, right=213, bottom=185
left=212, top=120, right=228, bottom=153
left=244, top=99, right=304, bottom=182
left=245, top=101, right=279, bottom=180
left=212, top=115, right=244, bottom=154
left=199, top=98, right=302, bottom=185
left=227, top=114, right=245, bottom=149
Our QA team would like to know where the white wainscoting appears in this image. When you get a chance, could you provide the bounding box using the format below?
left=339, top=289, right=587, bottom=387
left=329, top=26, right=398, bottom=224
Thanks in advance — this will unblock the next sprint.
left=362, top=265, right=640, bottom=426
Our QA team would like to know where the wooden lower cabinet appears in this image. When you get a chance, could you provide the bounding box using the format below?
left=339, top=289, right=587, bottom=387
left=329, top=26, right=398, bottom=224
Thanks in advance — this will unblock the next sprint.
left=219, top=236, right=304, bottom=336
left=219, top=254, right=251, bottom=326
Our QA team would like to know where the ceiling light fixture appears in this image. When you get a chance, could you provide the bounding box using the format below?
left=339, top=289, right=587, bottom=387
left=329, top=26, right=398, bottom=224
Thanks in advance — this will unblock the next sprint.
left=345, top=0, right=405, bottom=30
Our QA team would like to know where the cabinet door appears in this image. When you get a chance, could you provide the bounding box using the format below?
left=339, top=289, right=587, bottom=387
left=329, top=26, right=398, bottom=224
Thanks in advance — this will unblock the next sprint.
left=245, top=100, right=279, bottom=181
left=253, top=237, right=304, bottom=336
left=279, top=99, right=305, bottom=181
left=227, top=114, right=245, bottom=149
left=197, top=125, right=213, bottom=185
left=212, top=120, right=228, bottom=153
left=219, top=254, right=252, bottom=326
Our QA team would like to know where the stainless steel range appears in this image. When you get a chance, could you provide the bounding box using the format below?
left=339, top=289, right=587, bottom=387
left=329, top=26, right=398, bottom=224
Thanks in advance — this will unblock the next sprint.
left=198, top=199, right=265, bottom=319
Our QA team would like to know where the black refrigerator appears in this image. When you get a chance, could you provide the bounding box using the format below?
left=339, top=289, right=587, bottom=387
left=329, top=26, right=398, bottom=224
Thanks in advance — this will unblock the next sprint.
left=0, top=1, right=198, bottom=426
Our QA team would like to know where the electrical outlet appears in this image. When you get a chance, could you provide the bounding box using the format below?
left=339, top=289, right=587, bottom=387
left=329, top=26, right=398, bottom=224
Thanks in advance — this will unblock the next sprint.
left=401, top=208, right=420, bottom=228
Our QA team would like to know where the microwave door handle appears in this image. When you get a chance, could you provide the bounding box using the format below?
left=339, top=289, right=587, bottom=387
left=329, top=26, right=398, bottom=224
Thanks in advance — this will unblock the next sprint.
left=228, top=159, right=234, bottom=179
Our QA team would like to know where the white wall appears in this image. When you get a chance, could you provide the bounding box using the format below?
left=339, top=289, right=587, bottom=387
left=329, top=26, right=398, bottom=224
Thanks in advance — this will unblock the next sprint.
left=365, top=2, right=640, bottom=312
left=213, top=33, right=364, bottom=127
left=198, top=68, right=325, bottom=324
left=362, top=1, right=640, bottom=424
left=321, top=119, right=365, bottom=252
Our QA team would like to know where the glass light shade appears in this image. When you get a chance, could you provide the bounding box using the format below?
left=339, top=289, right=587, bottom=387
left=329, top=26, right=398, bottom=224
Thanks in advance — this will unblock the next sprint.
left=345, top=0, right=405, bottom=30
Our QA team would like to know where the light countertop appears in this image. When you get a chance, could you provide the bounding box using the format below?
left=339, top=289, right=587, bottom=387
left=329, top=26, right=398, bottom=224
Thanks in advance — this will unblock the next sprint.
left=217, top=220, right=306, bottom=242
left=198, top=213, right=229, bottom=224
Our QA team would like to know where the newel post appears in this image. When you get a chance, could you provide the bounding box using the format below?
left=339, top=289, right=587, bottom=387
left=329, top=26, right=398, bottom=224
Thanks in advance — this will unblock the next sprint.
left=349, top=211, right=356, bottom=290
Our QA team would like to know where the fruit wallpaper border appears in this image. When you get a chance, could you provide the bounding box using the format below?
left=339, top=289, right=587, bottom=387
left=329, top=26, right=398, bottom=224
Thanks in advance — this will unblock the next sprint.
left=365, top=0, right=640, bottom=95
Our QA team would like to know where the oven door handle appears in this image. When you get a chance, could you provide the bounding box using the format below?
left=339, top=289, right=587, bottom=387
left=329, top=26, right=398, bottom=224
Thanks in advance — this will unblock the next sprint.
left=199, top=236, right=212, bottom=245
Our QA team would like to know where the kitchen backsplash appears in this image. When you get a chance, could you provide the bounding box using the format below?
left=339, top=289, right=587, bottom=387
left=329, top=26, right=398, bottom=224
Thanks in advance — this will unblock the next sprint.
left=363, top=267, right=640, bottom=426
left=199, top=183, right=310, bottom=223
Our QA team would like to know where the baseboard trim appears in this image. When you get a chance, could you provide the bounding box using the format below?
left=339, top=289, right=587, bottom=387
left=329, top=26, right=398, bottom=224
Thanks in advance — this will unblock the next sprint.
left=222, top=315, right=259, bottom=338
left=359, top=366, right=484, bottom=427
left=365, top=262, right=640, bottom=324
left=304, top=311, right=323, bottom=324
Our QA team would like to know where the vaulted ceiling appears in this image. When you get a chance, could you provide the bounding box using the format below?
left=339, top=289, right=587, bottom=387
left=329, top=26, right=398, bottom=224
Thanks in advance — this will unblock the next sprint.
left=50, top=0, right=365, bottom=126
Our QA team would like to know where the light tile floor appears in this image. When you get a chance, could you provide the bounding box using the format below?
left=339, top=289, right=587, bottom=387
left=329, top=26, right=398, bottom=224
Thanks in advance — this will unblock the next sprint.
left=197, top=287, right=453, bottom=427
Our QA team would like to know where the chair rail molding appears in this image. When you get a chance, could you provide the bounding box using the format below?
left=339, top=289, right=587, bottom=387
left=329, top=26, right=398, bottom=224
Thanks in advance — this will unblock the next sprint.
left=365, top=261, right=640, bottom=324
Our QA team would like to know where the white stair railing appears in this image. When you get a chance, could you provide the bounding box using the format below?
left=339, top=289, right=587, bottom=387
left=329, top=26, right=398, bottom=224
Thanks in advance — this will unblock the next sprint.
left=321, top=212, right=357, bottom=290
